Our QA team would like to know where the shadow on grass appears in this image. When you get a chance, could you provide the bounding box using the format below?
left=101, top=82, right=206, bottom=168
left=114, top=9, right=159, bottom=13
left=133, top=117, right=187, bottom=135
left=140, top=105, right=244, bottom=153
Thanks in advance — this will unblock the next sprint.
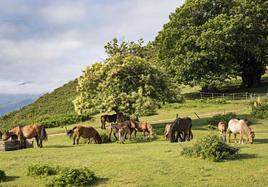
left=45, top=145, right=74, bottom=148
left=93, top=177, right=109, bottom=186
left=253, top=138, right=268, bottom=144
left=4, top=175, right=19, bottom=182
left=237, top=153, right=257, bottom=160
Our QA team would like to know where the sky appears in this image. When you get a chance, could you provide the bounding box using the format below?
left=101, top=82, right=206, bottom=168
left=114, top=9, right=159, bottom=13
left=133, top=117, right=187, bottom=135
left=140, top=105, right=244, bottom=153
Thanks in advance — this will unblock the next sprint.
left=0, top=0, right=183, bottom=94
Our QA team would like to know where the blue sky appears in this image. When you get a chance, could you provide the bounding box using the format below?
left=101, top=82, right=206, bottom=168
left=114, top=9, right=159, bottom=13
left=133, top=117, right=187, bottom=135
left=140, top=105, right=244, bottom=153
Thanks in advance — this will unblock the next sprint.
left=0, top=0, right=183, bottom=94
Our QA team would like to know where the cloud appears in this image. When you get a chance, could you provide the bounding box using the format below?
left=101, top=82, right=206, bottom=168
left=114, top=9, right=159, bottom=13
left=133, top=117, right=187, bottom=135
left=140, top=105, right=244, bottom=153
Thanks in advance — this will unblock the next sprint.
left=0, top=0, right=184, bottom=94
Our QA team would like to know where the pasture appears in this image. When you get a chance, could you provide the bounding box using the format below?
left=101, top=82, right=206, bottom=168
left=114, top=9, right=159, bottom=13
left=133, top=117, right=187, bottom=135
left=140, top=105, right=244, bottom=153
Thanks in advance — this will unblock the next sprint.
left=0, top=101, right=268, bottom=187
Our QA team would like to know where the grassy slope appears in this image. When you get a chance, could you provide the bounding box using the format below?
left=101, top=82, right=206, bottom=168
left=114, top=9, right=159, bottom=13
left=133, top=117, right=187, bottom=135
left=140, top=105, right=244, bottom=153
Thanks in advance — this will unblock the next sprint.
left=0, top=80, right=77, bottom=130
left=0, top=101, right=268, bottom=187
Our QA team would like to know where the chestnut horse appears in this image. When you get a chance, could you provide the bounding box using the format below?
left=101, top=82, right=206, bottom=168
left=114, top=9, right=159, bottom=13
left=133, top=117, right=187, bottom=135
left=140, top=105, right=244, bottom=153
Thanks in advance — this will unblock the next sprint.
left=227, top=119, right=255, bottom=144
left=65, top=126, right=102, bottom=145
left=130, top=120, right=155, bottom=139
left=2, top=124, right=47, bottom=148
left=218, top=121, right=227, bottom=142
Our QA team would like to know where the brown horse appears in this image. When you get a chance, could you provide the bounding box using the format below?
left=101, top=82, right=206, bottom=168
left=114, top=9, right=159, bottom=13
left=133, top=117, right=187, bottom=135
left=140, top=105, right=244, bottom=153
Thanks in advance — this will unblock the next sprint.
left=2, top=124, right=47, bottom=148
left=130, top=120, right=155, bottom=139
left=169, top=114, right=193, bottom=143
left=218, top=121, right=227, bottom=142
left=164, top=124, right=171, bottom=140
left=65, top=126, right=102, bottom=145
left=118, top=124, right=131, bottom=144
left=108, top=120, right=135, bottom=142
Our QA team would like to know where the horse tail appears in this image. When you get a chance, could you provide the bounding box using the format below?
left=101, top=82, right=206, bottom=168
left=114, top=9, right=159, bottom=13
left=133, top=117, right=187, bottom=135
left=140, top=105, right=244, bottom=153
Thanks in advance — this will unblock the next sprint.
left=94, top=132, right=102, bottom=144
left=72, top=126, right=77, bottom=131
left=40, top=125, right=48, bottom=141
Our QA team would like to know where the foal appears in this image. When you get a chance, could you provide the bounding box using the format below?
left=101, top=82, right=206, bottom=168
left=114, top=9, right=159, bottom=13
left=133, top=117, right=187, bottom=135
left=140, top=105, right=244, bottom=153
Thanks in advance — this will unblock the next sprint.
left=218, top=121, right=227, bottom=142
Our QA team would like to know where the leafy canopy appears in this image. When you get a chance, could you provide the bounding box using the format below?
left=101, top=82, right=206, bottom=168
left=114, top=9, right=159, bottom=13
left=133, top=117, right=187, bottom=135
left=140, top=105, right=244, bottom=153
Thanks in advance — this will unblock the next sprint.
left=156, top=0, right=268, bottom=90
left=74, top=40, right=181, bottom=117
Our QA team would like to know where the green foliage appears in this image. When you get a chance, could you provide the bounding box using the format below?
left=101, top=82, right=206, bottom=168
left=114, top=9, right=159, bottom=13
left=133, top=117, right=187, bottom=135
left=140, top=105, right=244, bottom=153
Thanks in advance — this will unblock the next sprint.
left=99, top=132, right=111, bottom=143
left=251, top=98, right=268, bottom=119
left=0, top=170, right=6, bottom=182
left=197, top=98, right=228, bottom=104
left=74, top=40, right=182, bottom=117
left=208, top=112, right=237, bottom=126
left=0, top=80, right=78, bottom=131
left=27, top=164, right=58, bottom=177
left=47, top=167, right=96, bottom=187
left=181, top=135, right=239, bottom=162
left=156, top=0, right=268, bottom=89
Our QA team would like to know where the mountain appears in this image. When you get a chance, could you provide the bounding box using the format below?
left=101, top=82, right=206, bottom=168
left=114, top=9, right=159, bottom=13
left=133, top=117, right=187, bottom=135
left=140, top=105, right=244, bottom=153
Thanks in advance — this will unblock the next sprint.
left=0, top=94, right=40, bottom=116
left=0, top=80, right=78, bottom=130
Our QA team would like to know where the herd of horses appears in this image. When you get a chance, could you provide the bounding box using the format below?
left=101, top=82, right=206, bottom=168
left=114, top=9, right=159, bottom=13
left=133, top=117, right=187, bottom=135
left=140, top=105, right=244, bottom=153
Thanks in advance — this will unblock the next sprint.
left=0, top=113, right=255, bottom=149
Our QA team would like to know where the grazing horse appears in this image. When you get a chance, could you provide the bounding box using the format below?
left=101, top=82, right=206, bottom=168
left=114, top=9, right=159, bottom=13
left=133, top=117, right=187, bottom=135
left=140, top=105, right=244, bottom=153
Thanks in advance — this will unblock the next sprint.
left=130, top=120, right=155, bottom=139
left=108, top=120, right=135, bottom=142
left=2, top=124, right=47, bottom=148
left=169, top=114, right=193, bottom=143
left=65, top=126, right=102, bottom=145
left=164, top=124, right=171, bottom=140
left=227, top=119, right=255, bottom=144
left=218, top=121, right=227, bottom=142
left=100, top=114, right=117, bottom=129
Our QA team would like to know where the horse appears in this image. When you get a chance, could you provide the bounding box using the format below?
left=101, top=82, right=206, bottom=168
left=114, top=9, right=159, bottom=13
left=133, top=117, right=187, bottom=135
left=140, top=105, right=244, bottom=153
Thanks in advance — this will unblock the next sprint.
left=108, top=120, right=135, bottom=142
left=227, top=119, right=255, bottom=144
left=0, top=130, right=2, bottom=139
left=2, top=124, right=47, bottom=148
left=164, top=124, right=171, bottom=140
left=65, top=126, right=102, bottom=145
left=130, top=120, right=155, bottom=139
left=218, top=121, right=227, bottom=142
left=169, top=114, right=193, bottom=143
left=118, top=124, right=131, bottom=144
left=100, top=114, right=117, bottom=129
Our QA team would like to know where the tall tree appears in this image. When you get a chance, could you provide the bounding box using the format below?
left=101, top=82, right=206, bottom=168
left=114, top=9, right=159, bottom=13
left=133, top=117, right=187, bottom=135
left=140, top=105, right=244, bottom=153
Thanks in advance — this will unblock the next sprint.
left=74, top=40, right=181, bottom=117
left=156, top=0, right=268, bottom=90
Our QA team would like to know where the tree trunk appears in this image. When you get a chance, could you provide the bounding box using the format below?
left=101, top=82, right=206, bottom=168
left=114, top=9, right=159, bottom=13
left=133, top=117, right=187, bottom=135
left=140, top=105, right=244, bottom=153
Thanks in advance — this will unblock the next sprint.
left=241, top=57, right=265, bottom=88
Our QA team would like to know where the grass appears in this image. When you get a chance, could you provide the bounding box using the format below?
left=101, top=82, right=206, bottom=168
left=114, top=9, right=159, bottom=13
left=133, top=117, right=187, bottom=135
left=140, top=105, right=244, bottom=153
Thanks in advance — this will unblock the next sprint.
left=0, top=101, right=268, bottom=187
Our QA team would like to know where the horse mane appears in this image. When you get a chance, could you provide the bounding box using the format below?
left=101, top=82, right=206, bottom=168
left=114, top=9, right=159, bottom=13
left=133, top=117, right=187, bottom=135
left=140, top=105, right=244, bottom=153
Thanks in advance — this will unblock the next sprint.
left=94, top=132, right=102, bottom=144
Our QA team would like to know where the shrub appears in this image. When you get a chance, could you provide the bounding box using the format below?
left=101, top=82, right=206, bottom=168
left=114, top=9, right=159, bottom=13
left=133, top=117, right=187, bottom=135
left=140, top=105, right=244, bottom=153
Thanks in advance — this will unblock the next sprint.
left=27, top=164, right=58, bottom=177
left=0, top=170, right=6, bottom=182
left=251, top=99, right=268, bottom=119
left=181, top=135, right=239, bottom=162
left=47, top=167, right=96, bottom=187
left=207, top=112, right=237, bottom=126
left=99, top=132, right=111, bottom=143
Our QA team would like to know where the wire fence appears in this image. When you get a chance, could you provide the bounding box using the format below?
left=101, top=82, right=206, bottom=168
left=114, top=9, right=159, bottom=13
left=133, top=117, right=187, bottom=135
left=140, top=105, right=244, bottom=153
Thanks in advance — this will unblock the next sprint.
left=184, top=92, right=268, bottom=101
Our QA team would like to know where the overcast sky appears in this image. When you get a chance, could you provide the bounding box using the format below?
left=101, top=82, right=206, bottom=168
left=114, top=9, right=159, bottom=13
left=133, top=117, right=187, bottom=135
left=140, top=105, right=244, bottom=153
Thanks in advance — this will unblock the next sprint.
left=0, top=0, right=183, bottom=94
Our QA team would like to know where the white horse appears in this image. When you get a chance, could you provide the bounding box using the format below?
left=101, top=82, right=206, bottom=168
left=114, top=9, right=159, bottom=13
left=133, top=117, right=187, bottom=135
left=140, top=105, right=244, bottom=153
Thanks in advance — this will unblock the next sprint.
left=227, top=119, right=255, bottom=144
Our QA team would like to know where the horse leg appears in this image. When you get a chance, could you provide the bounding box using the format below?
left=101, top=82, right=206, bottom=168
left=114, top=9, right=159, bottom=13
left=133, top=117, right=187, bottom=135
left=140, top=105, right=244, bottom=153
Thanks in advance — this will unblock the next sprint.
left=76, top=136, right=80, bottom=145
left=108, top=129, right=112, bottom=141
left=228, top=130, right=231, bottom=143
left=88, top=138, right=91, bottom=144
left=73, top=135, right=77, bottom=145
left=134, top=130, right=137, bottom=138
left=35, top=136, right=40, bottom=148
left=113, top=133, right=118, bottom=141
left=234, top=133, right=237, bottom=143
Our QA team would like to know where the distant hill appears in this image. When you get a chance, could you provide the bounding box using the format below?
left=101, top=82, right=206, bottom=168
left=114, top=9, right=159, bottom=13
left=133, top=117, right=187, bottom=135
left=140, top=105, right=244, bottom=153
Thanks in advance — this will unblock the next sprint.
left=0, top=94, right=40, bottom=116
left=0, top=80, right=77, bottom=130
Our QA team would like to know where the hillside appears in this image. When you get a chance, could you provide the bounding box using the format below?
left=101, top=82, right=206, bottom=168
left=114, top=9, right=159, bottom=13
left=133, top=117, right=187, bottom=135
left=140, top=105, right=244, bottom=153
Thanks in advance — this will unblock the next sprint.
left=0, top=80, right=77, bottom=130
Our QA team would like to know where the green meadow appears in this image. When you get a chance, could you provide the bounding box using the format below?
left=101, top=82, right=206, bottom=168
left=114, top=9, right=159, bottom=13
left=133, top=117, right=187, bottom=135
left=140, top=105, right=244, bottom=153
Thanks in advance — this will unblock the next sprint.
left=1, top=100, right=268, bottom=187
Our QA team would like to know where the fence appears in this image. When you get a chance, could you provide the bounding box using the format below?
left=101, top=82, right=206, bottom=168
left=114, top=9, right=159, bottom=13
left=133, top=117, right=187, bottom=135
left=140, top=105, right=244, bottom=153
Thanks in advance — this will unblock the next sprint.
left=184, top=92, right=268, bottom=101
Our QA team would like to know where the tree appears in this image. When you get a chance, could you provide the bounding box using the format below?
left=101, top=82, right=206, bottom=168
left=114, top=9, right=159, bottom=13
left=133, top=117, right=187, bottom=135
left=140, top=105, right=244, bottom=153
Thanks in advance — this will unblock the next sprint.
left=74, top=40, right=181, bottom=117
left=155, top=0, right=268, bottom=90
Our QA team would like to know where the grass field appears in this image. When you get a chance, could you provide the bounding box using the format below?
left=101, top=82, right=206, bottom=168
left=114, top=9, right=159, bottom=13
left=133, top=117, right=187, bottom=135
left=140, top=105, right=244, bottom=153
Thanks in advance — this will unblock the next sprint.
left=0, top=100, right=268, bottom=187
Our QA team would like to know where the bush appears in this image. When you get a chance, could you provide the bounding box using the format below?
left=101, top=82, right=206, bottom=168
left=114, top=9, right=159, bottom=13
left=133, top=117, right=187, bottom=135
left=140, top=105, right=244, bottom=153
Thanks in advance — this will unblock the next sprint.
left=99, top=132, right=111, bottom=143
left=208, top=112, right=237, bottom=126
left=251, top=102, right=268, bottom=119
left=0, top=170, right=6, bottom=182
left=47, top=167, right=96, bottom=187
left=181, top=135, right=239, bottom=162
left=196, top=98, right=228, bottom=104
left=27, top=164, right=58, bottom=177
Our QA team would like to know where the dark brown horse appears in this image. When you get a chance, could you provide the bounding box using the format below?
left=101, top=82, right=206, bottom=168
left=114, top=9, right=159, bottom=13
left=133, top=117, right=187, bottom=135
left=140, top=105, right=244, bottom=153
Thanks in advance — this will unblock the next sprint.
left=66, top=126, right=102, bottom=145
left=2, top=124, right=47, bottom=148
left=100, top=114, right=117, bottom=129
left=169, top=114, right=193, bottom=143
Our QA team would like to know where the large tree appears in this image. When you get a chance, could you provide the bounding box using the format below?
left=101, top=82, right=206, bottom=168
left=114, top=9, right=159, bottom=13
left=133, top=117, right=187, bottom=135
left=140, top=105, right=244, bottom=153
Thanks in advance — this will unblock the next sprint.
left=73, top=40, right=180, bottom=117
left=156, top=0, right=268, bottom=90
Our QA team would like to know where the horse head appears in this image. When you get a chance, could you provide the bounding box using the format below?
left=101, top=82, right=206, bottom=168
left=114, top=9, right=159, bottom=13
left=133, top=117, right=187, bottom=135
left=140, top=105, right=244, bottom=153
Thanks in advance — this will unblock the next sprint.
left=2, top=131, right=13, bottom=141
left=248, top=130, right=255, bottom=144
left=64, top=127, right=74, bottom=139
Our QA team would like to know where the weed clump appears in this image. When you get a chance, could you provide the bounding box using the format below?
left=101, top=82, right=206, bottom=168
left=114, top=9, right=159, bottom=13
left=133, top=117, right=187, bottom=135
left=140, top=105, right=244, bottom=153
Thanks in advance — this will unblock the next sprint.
left=181, top=135, right=239, bottom=162
left=207, top=112, right=237, bottom=126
